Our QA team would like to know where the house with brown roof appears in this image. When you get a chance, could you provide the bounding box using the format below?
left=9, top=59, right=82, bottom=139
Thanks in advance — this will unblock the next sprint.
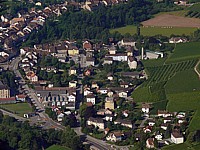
left=86, top=94, right=96, bottom=105
left=106, top=131, right=123, bottom=142
left=171, top=129, right=184, bottom=144
left=146, top=138, right=155, bottom=149
left=0, top=97, right=16, bottom=104
left=142, top=103, right=151, bottom=113
left=114, top=119, right=133, bottom=128
left=86, top=57, right=95, bottom=66
left=87, top=117, right=105, bottom=130
left=83, top=41, right=92, bottom=50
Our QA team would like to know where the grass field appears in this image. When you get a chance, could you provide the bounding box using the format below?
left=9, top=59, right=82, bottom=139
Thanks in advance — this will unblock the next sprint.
left=110, top=25, right=197, bottom=37
left=46, top=145, right=70, bottom=150
left=0, top=103, right=32, bottom=116
left=165, top=70, right=200, bottom=94
left=166, top=42, right=200, bottom=63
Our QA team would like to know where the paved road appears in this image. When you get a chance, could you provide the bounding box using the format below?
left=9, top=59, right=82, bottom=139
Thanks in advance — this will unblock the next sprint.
left=194, top=59, right=200, bottom=79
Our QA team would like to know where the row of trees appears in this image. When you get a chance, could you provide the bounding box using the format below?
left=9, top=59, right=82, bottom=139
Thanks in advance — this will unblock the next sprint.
left=0, top=111, right=83, bottom=150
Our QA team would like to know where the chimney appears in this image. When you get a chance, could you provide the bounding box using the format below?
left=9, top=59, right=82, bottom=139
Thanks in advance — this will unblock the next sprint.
left=141, top=47, right=144, bottom=60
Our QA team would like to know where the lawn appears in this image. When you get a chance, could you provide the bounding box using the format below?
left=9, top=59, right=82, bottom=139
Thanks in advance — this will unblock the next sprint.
left=165, top=69, right=200, bottom=94
left=0, top=103, right=32, bottom=116
left=110, top=25, right=197, bottom=37
left=162, top=143, right=192, bottom=150
left=166, top=42, right=200, bottom=63
left=141, top=58, right=166, bottom=68
left=46, top=145, right=70, bottom=150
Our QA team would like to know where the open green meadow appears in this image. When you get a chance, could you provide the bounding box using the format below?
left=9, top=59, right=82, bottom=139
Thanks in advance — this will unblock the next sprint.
left=165, top=69, right=200, bottom=94
left=110, top=25, right=197, bottom=37
left=0, top=103, right=32, bottom=116
left=166, top=42, right=200, bottom=63
left=46, top=145, right=70, bottom=150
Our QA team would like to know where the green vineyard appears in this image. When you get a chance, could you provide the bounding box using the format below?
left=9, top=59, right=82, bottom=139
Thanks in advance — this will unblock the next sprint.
left=143, top=59, right=197, bottom=86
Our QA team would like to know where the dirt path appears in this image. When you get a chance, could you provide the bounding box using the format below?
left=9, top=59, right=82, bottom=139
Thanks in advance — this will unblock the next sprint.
left=194, top=60, right=200, bottom=79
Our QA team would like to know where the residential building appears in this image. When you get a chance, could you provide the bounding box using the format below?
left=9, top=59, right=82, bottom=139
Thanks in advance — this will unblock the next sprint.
left=86, top=94, right=96, bottom=105
left=142, top=103, right=151, bottom=113
left=87, top=117, right=105, bottom=130
left=86, top=57, right=95, bottom=66
left=103, top=57, right=113, bottom=65
left=26, top=71, right=38, bottom=82
left=145, top=50, right=164, bottom=59
left=69, top=67, right=77, bottom=75
left=128, top=56, right=137, bottom=69
left=69, top=81, right=77, bottom=88
left=0, top=81, right=10, bottom=98
left=169, top=37, right=187, bottom=43
left=146, top=138, right=155, bottom=149
left=120, top=39, right=136, bottom=47
left=106, top=131, right=123, bottom=142
left=158, top=110, right=173, bottom=118
left=105, top=97, right=115, bottom=110
left=16, top=94, right=26, bottom=102
left=114, top=119, right=133, bottom=128
left=105, top=53, right=127, bottom=62
left=171, top=129, right=184, bottom=144
left=67, top=45, right=79, bottom=56
left=0, top=97, right=16, bottom=104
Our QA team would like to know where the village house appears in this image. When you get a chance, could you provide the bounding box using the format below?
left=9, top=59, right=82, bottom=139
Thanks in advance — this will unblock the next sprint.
left=0, top=81, right=10, bottom=98
left=69, top=81, right=77, bottom=88
left=142, top=103, right=151, bottom=114
left=84, top=88, right=93, bottom=96
left=108, top=45, right=117, bottom=54
left=105, top=53, right=128, bottom=62
left=83, top=40, right=93, bottom=51
left=107, top=73, right=114, bottom=81
left=16, top=94, right=26, bottom=102
left=91, top=82, right=99, bottom=89
left=126, top=46, right=134, bottom=56
left=158, top=110, right=173, bottom=118
left=143, top=126, right=153, bottom=133
left=169, top=37, right=187, bottom=44
left=86, top=57, right=95, bottom=66
left=114, top=119, right=133, bottom=128
left=67, top=44, right=79, bottom=56
left=87, top=117, right=105, bottom=130
left=86, top=94, right=96, bottom=105
left=128, top=56, right=137, bottom=69
left=104, top=128, right=110, bottom=135
left=98, top=88, right=108, bottom=94
left=0, top=97, right=16, bottom=104
left=67, top=93, right=76, bottom=102
left=107, top=89, right=114, bottom=97
left=104, top=114, right=113, bottom=121
left=146, top=138, right=155, bottom=149
left=103, top=57, right=113, bottom=65
left=120, top=82, right=129, bottom=88
left=69, top=67, right=77, bottom=75
left=106, top=131, right=123, bottom=142
left=26, top=71, right=38, bottom=82
left=105, top=97, right=115, bottom=110
left=171, top=129, right=184, bottom=144
left=120, top=39, right=136, bottom=47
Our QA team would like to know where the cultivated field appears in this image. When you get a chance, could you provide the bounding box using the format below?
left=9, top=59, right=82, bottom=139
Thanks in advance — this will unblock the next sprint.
left=142, top=14, right=200, bottom=28
left=110, top=25, right=197, bottom=37
left=166, top=42, right=200, bottom=63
